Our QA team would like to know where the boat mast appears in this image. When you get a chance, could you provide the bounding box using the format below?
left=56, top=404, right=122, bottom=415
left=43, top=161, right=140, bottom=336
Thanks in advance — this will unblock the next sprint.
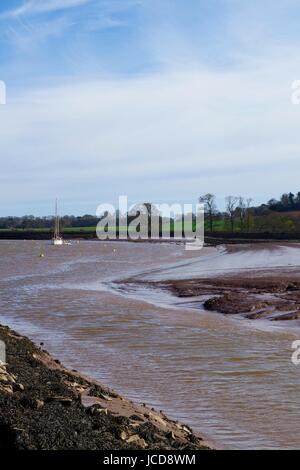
left=54, top=199, right=60, bottom=239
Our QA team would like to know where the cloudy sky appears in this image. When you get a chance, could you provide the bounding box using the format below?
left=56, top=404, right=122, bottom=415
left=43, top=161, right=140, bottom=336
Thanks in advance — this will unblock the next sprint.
left=0, top=0, right=300, bottom=215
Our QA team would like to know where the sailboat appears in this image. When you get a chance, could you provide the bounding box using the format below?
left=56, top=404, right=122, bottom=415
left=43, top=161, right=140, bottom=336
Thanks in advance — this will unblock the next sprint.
left=52, top=199, right=63, bottom=246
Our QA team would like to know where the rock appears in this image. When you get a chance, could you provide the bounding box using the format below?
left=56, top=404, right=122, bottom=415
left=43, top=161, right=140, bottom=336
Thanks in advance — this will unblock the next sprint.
left=149, top=412, right=167, bottom=427
left=129, top=422, right=140, bottom=428
left=99, top=393, right=113, bottom=401
left=46, top=396, right=73, bottom=406
left=20, top=398, right=44, bottom=409
left=13, top=383, right=25, bottom=391
left=188, top=434, right=203, bottom=444
left=286, top=283, right=298, bottom=291
left=0, top=373, right=8, bottom=381
left=129, top=414, right=144, bottom=422
left=175, top=422, right=192, bottom=434
left=90, top=406, right=108, bottom=416
left=119, top=431, right=128, bottom=441
left=36, top=399, right=44, bottom=409
left=0, top=371, right=15, bottom=384
left=126, top=434, right=148, bottom=448
left=67, top=381, right=86, bottom=394
left=182, top=425, right=192, bottom=435
left=0, top=384, right=13, bottom=394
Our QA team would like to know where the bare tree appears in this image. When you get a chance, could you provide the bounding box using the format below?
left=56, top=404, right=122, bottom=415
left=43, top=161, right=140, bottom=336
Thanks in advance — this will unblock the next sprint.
left=225, top=196, right=238, bottom=231
left=237, top=196, right=246, bottom=231
left=246, top=198, right=253, bottom=232
left=199, top=194, right=217, bottom=232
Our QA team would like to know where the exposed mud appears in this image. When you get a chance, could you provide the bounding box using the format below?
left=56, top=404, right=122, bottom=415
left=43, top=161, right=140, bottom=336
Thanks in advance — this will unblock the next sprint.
left=0, top=324, right=211, bottom=450
left=153, top=275, right=300, bottom=322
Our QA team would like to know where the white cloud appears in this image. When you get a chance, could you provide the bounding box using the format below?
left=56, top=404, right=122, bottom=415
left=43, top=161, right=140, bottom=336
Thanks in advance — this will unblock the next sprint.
left=1, top=0, right=300, bottom=215
left=0, top=0, right=141, bottom=50
left=1, top=48, right=300, bottom=214
left=1, top=0, right=92, bottom=18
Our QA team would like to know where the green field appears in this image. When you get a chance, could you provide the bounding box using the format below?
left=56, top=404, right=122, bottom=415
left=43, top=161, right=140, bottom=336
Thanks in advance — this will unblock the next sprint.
left=0, top=227, right=53, bottom=233
left=0, top=221, right=204, bottom=235
left=0, top=227, right=95, bottom=233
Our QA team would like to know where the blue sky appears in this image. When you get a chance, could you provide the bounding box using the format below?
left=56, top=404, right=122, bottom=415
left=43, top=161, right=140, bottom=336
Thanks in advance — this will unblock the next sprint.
left=0, top=0, right=300, bottom=215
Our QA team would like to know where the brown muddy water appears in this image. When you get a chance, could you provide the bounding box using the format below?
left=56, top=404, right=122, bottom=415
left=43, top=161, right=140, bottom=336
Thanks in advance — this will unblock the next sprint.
left=1, top=240, right=300, bottom=449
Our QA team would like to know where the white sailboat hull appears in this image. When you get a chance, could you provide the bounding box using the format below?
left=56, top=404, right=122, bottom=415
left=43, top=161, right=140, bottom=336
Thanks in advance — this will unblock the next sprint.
left=52, top=237, right=63, bottom=246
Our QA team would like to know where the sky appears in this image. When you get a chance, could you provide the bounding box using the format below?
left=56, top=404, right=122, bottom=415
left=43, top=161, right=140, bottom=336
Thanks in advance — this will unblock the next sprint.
left=0, top=0, right=300, bottom=215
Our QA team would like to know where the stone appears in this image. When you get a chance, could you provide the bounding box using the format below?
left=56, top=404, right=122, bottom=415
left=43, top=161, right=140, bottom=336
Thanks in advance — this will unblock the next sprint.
left=100, top=393, right=113, bottom=401
left=94, top=407, right=108, bottom=415
left=0, top=373, right=8, bottom=381
left=119, top=431, right=128, bottom=441
left=14, top=383, right=25, bottom=391
left=182, top=425, right=192, bottom=434
left=149, top=411, right=167, bottom=427
left=126, top=434, right=148, bottom=448
left=36, top=399, right=44, bottom=409
left=0, top=384, right=13, bottom=394
left=46, top=396, right=73, bottom=406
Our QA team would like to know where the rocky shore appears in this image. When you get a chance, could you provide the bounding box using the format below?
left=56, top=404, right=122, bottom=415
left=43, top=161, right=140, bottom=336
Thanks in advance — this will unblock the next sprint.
left=0, top=324, right=211, bottom=450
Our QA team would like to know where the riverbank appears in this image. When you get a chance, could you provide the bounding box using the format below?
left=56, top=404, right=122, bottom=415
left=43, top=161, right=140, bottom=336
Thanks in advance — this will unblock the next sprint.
left=2, top=228, right=300, bottom=245
left=0, top=324, right=211, bottom=450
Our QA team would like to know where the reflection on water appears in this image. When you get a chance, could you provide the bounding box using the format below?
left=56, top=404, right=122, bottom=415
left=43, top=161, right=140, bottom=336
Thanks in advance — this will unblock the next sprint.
left=1, top=240, right=300, bottom=449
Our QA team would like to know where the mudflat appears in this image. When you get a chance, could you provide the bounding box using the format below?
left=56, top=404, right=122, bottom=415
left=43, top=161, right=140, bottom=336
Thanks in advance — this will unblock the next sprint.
left=150, top=244, right=300, bottom=323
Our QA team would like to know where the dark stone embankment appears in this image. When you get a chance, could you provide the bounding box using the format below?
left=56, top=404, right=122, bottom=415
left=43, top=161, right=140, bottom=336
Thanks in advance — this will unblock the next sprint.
left=0, top=325, right=211, bottom=450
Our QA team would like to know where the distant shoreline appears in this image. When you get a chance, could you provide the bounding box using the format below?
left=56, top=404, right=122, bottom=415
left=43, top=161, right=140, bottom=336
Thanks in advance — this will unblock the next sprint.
left=1, top=229, right=300, bottom=244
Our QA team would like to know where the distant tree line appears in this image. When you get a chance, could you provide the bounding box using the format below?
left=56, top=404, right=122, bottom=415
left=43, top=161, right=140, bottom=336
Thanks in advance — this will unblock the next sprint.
left=199, top=194, right=253, bottom=232
left=3, top=191, right=300, bottom=234
left=0, top=214, right=99, bottom=230
left=199, top=191, right=300, bottom=233
left=266, top=192, right=300, bottom=212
